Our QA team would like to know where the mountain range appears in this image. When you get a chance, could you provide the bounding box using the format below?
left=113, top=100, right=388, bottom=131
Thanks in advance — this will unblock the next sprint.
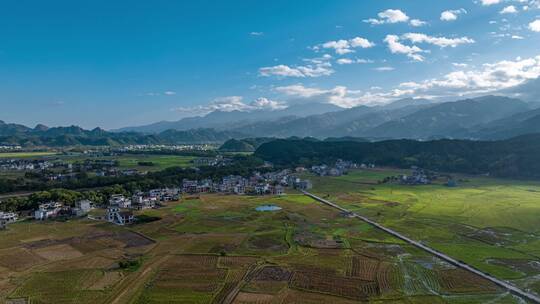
left=3, top=95, right=540, bottom=147
left=116, top=95, right=539, bottom=141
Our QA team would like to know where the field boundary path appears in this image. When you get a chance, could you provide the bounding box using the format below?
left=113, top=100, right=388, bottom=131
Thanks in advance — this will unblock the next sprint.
left=302, top=191, right=540, bottom=304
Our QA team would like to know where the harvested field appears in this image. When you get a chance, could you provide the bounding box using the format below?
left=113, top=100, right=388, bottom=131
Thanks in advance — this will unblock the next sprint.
left=348, top=255, right=380, bottom=281
left=252, top=266, right=292, bottom=282
left=281, top=288, right=363, bottom=304
left=115, top=231, right=155, bottom=248
left=218, top=256, right=259, bottom=269
left=290, top=271, right=380, bottom=300
left=33, top=244, right=83, bottom=261
left=437, top=269, right=499, bottom=294
left=376, top=262, right=402, bottom=294
left=11, top=270, right=106, bottom=303
left=233, top=292, right=275, bottom=304
left=87, top=271, right=123, bottom=290
left=0, top=248, right=45, bottom=271
left=136, top=254, right=226, bottom=304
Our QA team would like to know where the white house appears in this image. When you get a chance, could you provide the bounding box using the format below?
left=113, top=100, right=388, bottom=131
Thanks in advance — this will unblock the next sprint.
left=34, top=202, right=63, bottom=220
left=107, top=207, right=135, bottom=225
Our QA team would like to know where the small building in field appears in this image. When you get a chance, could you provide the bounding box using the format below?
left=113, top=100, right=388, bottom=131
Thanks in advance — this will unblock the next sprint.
left=0, top=211, right=18, bottom=224
left=34, top=202, right=63, bottom=220
left=72, top=200, right=93, bottom=217
left=107, top=207, right=135, bottom=225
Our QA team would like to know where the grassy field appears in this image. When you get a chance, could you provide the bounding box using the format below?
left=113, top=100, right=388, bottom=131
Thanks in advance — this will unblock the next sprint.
left=0, top=152, right=58, bottom=158
left=308, top=169, right=540, bottom=291
left=115, top=154, right=196, bottom=171
left=0, top=187, right=522, bottom=303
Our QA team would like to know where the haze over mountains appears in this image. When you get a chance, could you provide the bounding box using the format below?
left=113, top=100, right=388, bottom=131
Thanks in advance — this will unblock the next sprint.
left=115, top=95, right=540, bottom=140
left=2, top=95, right=540, bottom=146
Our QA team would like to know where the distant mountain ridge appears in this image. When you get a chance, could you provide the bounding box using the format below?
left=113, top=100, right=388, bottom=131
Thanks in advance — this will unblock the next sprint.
left=0, top=122, right=246, bottom=147
left=114, top=102, right=343, bottom=134
left=4, top=95, right=540, bottom=147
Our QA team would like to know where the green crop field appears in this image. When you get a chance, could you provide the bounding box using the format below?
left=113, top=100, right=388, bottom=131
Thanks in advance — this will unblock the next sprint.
left=0, top=152, right=58, bottom=158
left=115, top=154, right=196, bottom=171
left=308, top=169, right=540, bottom=291
left=0, top=185, right=526, bottom=303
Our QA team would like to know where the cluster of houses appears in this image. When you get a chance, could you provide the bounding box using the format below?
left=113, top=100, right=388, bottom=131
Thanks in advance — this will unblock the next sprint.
left=0, top=159, right=54, bottom=171
left=0, top=145, right=22, bottom=151
left=34, top=200, right=93, bottom=220
left=311, top=159, right=365, bottom=177
left=399, top=167, right=434, bottom=185
left=115, top=144, right=214, bottom=152
left=105, top=188, right=181, bottom=225
left=181, top=170, right=312, bottom=196
left=0, top=211, right=18, bottom=230
left=192, top=155, right=232, bottom=167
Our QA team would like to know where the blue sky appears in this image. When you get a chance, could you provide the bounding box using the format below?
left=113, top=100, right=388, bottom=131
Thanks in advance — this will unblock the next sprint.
left=1, top=0, right=540, bottom=129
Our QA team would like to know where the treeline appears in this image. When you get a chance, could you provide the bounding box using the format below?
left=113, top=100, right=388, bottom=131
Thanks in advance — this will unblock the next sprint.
left=254, top=134, right=540, bottom=179
left=0, top=155, right=268, bottom=212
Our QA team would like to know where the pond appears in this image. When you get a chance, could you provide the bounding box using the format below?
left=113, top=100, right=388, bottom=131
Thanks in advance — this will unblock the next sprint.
left=255, top=205, right=282, bottom=212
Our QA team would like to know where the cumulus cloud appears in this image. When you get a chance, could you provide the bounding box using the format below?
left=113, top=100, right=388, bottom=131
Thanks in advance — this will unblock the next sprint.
left=384, top=35, right=426, bottom=61
left=275, top=84, right=417, bottom=107
left=364, top=9, right=427, bottom=27
left=275, top=55, right=540, bottom=107
left=317, top=37, right=375, bottom=55
left=173, top=96, right=287, bottom=115
left=500, top=5, right=518, bottom=14
left=440, top=9, right=467, bottom=21
left=384, top=33, right=474, bottom=62
left=259, top=62, right=334, bottom=78
left=364, top=9, right=410, bottom=25
left=250, top=32, right=264, bottom=36
left=530, top=20, right=540, bottom=32
left=398, top=55, right=540, bottom=97
left=402, top=33, right=475, bottom=47
left=480, top=0, right=501, bottom=6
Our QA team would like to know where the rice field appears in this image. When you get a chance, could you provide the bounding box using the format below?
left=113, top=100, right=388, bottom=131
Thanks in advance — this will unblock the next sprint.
left=0, top=174, right=535, bottom=303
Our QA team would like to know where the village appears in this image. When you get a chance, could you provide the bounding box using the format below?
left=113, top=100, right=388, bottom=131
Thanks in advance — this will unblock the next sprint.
left=0, top=158, right=370, bottom=230
left=0, top=168, right=314, bottom=229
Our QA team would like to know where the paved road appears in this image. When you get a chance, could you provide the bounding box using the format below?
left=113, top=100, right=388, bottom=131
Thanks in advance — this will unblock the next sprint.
left=303, top=191, right=540, bottom=304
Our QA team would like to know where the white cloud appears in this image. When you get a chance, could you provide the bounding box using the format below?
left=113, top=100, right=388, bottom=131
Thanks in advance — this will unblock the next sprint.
left=173, top=96, right=287, bottom=115
left=410, top=19, right=427, bottom=27
left=318, top=37, right=375, bottom=55
left=530, top=20, right=540, bottom=32
left=399, top=54, right=540, bottom=97
left=452, top=63, right=469, bottom=67
left=259, top=62, right=334, bottom=78
left=441, top=9, right=467, bottom=21
left=402, top=33, right=475, bottom=48
left=144, top=91, right=177, bottom=96
left=277, top=55, right=540, bottom=108
left=500, top=5, right=518, bottom=14
left=250, top=32, right=264, bottom=36
left=384, top=35, right=426, bottom=61
left=276, top=84, right=414, bottom=107
left=512, top=35, right=525, bottom=39
left=364, top=9, right=409, bottom=25
left=336, top=58, right=354, bottom=65
left=480, top=0, right=501, bottom=6
left=336, top=58, right=373, bottom=65
left=374, top=67, right=395, bottom=71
